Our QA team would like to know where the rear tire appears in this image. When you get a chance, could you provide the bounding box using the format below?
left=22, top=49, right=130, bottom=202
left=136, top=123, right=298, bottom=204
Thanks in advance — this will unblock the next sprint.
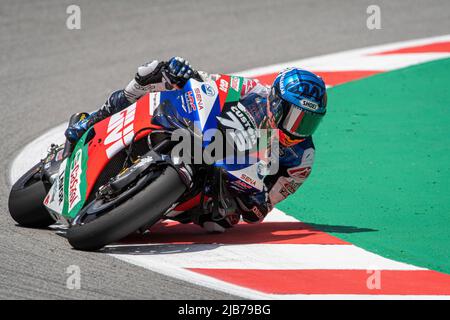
left=66, top=166, right=186, bottom=251
left=8, top=163, right=56, bottom=228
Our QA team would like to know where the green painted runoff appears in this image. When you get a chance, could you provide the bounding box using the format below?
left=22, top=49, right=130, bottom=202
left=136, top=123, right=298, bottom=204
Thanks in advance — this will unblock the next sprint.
left=277, top=58, right=450, bottom=274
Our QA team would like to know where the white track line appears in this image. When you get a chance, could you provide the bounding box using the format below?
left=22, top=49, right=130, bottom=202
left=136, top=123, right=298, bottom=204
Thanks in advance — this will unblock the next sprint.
left=235, top=34, right=450, bottom=77
left=112, top=254, right=271, bottom=300
left=108, top=244, right=423, bottom=270
left=111, top=254, right=449, bottom=300
left=261, top=208, right=299, bottom=222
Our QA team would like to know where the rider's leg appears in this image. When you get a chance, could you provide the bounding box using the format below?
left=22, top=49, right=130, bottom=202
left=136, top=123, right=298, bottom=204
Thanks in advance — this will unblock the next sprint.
left=64, top=90, right=131, bottom=146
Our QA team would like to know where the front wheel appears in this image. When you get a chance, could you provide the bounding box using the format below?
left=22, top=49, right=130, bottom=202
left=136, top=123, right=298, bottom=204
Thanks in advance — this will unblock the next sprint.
left=66, top=166, right=186, bottom=251
left=8, top=163, right=56, bottom=228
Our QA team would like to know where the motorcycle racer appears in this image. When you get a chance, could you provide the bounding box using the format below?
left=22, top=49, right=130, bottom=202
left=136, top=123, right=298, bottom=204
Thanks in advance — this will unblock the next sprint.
left=65, top=57, right=327, bottom=233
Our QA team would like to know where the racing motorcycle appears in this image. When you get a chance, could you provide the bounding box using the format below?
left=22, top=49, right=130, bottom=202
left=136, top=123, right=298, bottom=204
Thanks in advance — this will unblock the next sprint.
left=8, top=75, right=277, bottom=251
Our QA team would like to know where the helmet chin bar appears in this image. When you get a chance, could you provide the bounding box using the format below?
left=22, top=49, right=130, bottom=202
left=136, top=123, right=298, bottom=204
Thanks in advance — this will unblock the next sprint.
left=278, top=127, right=306, bottom=147
left=268, top=97, right=307, bottom=146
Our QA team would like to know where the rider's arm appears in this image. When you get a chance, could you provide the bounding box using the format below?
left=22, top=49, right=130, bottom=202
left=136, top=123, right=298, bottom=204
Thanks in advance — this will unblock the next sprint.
left=65, top=57, right=197, bottom=142
left=115, top=57, right=198, bottom=111
left=122, top=60, right=172, bottom=103
left=104, top=57, right=201, bottom=114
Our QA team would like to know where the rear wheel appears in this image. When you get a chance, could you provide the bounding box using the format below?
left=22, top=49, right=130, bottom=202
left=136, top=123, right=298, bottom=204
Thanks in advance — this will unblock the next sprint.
left=66, top=166, right=186, bottom=251
left=8, top=163, right=56, bottom=228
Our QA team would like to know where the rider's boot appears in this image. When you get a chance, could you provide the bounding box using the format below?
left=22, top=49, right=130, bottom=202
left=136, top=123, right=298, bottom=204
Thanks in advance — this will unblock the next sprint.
left=63, top=112, right=90, bottom=157
left=64, top=90, right=132, bottom=152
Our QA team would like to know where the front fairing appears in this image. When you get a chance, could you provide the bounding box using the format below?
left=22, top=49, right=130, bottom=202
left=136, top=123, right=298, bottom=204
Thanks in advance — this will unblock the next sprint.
left=44, top=75, right=271, bottom=220
left=152, top=79, right=222, bottom=140
left=154, top=77, right=273, bottom=194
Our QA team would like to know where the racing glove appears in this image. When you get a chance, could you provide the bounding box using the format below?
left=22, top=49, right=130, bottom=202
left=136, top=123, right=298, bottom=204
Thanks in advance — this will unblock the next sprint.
left=163, top=56, right=195, bottom=88
left=124, top=57, right=196, bottom=102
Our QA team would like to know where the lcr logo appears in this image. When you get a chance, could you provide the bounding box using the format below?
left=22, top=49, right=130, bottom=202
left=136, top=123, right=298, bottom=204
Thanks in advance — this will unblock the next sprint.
left=104, top=105, right=137, bottom=159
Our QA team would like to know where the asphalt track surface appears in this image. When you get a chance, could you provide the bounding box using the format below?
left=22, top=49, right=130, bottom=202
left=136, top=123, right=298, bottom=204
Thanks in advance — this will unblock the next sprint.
left=1, top=0, right=449, bottom=299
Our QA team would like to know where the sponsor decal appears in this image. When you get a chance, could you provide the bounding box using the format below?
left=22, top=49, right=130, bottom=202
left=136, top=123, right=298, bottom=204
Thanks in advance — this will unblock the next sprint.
left=231, top=179, right=254, bottom=191
left=180, top=94, right=188, bottom=113
left=302, top=82, right=324, bottom=100
left=104, top=104, right=137, bottom=159
left=287, top=166, right=312, bottom=182
left=251, top=206, right=265, bottom=220
left=232, top=103, right=257, bottom=128
left=194, top=88, right=204, bottom=110
left=280, top=72, right=286, bottom=94
left=55, top=149, right=64, bottom=162
left=242, top=79, right=257, bottom=95
left=269, top=176, right=300, bottom=204
left=286, top=179, right=300, bottom=193
left=68, top=149, right=83, bottom=211
left=44, top=194, right=50, bottom=206
left=217, top=76, right=231, bottom=107
left=280, top=178, right=300, bottom=198
left=279, top=187, right=290, bottom=199
left=201, top=83, right=215, bottom=97
left=300, top=99, right=319, bottom=111
left=58, top=171, right=65, bottom=206
left=44, top=159, right=68, bottom=214
left=216, top=102, right=258, bottom=152
left=149, top=92, right=161, bottom=114
left=219, top=78, right=229, bottom=93
left=240, top=173, right=257, bottom=187
left=230, top=76, right=240, bottom=92
left=184, top=90, right=196, bottom=113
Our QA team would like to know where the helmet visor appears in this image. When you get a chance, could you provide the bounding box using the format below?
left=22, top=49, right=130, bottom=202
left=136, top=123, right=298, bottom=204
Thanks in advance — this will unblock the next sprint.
left=282, top=105, right=325, bottom=138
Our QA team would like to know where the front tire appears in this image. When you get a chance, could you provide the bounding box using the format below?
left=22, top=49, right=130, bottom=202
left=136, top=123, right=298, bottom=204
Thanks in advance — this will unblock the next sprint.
left=66, top=166, right=186, bottom=251
left=8, top=163, right=56, bottom=228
